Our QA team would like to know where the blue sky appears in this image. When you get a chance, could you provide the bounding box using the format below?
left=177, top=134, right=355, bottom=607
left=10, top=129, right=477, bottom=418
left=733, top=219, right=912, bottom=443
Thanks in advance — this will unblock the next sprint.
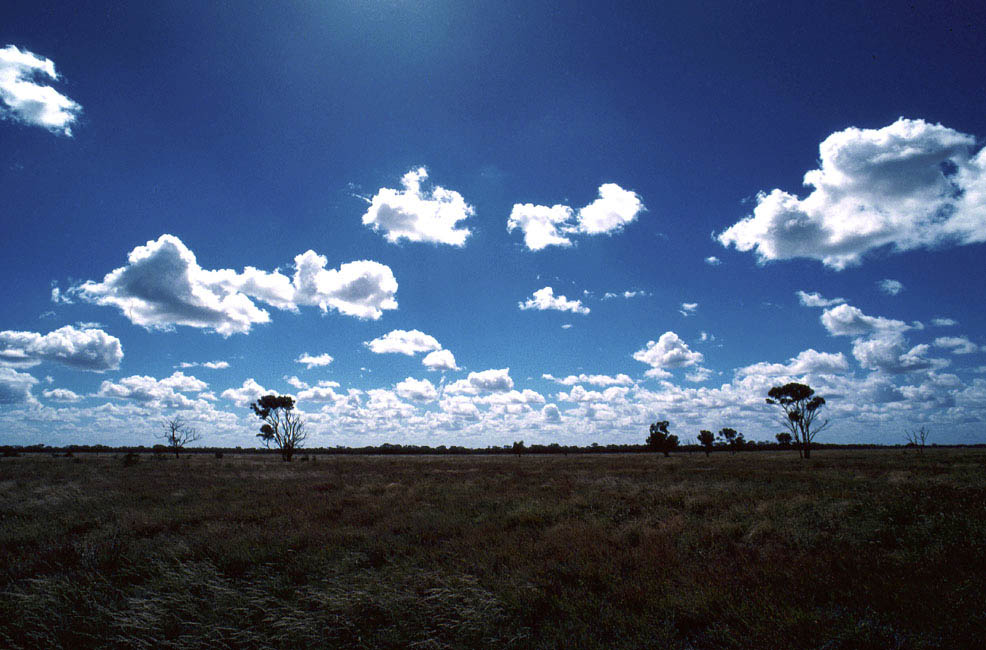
left=2, top=1, right=985, bottom=447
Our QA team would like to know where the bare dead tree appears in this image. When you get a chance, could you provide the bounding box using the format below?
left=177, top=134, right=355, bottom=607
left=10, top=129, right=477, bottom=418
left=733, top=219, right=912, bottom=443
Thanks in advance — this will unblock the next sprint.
left=905, top=426, right=930, bottom=453
left=158, top=415, right=201, bottom=458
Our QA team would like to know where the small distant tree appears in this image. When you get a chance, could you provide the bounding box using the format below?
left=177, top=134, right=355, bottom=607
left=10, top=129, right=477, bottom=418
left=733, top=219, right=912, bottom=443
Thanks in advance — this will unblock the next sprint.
left=766, top=382, right=830, bottom=459
left=697, top=430, right=715, bottom=456
left=158, top=415, right=201, bottom=458
left=250, top=394, right=306, bottom=462
left=717, top=427, right=742, bottom=453
left=905, top=426, right=930, bottom=453
left=512, top=440, right=526, bottom=455
left=775, top=432, right=793, bottom=449
left=647, top=420, right=679, bottom=457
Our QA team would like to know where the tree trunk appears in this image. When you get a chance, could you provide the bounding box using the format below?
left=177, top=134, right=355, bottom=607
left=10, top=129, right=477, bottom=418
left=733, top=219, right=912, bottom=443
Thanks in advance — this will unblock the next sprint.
left=662, top=450, right=670, bottom=457
left=282, top=448, right=293, bottom=462
left=802, top=442, right=811, bottom=459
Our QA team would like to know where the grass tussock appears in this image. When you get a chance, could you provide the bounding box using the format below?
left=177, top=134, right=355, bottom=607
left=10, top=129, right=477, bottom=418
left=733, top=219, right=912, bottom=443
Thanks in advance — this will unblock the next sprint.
left=1, top=449, right=985, bottom=648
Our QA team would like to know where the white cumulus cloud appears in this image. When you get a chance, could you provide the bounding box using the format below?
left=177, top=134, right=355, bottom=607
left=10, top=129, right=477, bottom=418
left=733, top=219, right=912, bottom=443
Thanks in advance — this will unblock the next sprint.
left=395, top=377, right=439, bottom=403
left=633, top=332, right=704, bottom=373
left=576, top=183, right=645, bottom=235
left=296, top=352, right=334, bottom=368
left=519, top=287, right=589, bottom=314
left=422, top=349, right=459, bottom=371
left=98, top=372, right=209, bottom=409
left=507, top=204, right=575, bottom=251
left=220, top=378, right=269, bottom=407
left=820, top=304, right=910, bottom=337
left=736, top=349, right=850, bottom=378
left=718, top=118, right=986, bottom=269
left=934, top=336, right=982, bottom=354
left=362, top=167, right=473, bottom=246
left=0, top=45, right=81, bottom=135
left=365, top=329, right=442, bottom=356
left=0, top=367, right=38, bottom=405
left=508, top=183, right=643, bottom=250
left=445, top=368, right=514, bottom=394
left=542, top=373, right=634, bottom=387
left=42, top=388, right=82, bottom=402
left=74, top=235, right=398, bottom=335
left=796, top=291, right=846, bottom=308
left=0, top=325, right=122, bottom=371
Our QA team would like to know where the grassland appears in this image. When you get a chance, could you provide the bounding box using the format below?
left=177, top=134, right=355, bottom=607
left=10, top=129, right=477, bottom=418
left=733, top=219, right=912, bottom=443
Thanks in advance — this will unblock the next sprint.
left=1, top=449, right=984, bottom=649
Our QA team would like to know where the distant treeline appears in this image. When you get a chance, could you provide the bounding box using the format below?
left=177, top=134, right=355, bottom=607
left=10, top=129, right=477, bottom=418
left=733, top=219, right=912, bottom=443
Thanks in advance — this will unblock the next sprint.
left=2, top=441, right=982, bottom=457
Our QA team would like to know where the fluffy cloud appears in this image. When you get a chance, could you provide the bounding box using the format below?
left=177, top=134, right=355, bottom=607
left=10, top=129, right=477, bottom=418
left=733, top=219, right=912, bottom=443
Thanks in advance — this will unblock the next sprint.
left=297, top=381, right=347, bottom=404
left=704, top=256, right=721, bottom=266
left=0, top=325, right=122, bottom=371
left=736, top=349, right=850, bottom=378
left=0, top=367, right=37, bottom=405
left=542, top=373, right=634, bottom=387
left=518, top=287, right=589, bottom=314
left=422, top=349, right=459, bottom=371
left=633, top=332, right=704, bottom=373
left=296, top=352, right=333, bottom=368
left=820, top=304, right=909, bottom=337
left=220, top=378, right=269, bottom=407
left=718, top=118, right=986, bottom=269
left=362, top=167, right=473, bottom=246
left=445, top=368, right=514, bottom=394
left=934, top=336, right=982, bottom=354
left=796, top=291, right=846, bottom=308
left=508, top=183, right=643, bottom=250
left=852, top=333, right=944, bottom=374
left=98, top=372, right=209, bottom=408
left=932, top=318, right=958, bottom=327
left=395, top=377, right=439, bottom=403
left=576, top=183, right=645, bottom=235
left=41, top=388, right=82, bottom=402
left=0, top=45, right=81, bottom=135
left=878, top=279, right=904, bottom=296
left=75, top=235, right=398, bottom=335
left=685, top=368, right=714, bottom=383
left=365, top=329, right=442, bottom=355
left=507, top=204, right=575, bottom=251
left=288, top=250, right=398, bottom=320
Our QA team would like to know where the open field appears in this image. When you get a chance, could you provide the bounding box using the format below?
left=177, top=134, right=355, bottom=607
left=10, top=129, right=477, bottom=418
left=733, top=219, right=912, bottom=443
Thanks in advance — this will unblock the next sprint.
left=1, top=449, right=985, bottom=649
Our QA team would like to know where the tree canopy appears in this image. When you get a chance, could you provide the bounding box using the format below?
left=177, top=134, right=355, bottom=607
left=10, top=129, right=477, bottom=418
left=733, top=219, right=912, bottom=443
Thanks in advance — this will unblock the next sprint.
left=766, top=383, right=829, bottom=459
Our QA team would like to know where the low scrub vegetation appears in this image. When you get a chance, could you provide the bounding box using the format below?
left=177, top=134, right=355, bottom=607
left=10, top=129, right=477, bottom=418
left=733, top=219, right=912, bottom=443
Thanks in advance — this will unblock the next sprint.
left=1, top=450, right=984, bottom=648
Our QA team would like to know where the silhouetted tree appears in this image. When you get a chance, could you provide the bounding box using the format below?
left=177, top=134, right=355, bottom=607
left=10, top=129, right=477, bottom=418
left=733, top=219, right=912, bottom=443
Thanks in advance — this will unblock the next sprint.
left=775, top=432, right=793, bottom=449
left=697, top=430, right=715, bottom=456
left=250, top=394, right=306, bottom=461
left=717, top=427, right=742, bottom=453
left=512, top=440, right=526, bottom=455
left=904, top=426, right=930, bottom=453
left=766, top=383, right=829, bottom=459
left=647, top=420, right=679, bottom=457
left=158, top=415, right=201, bottom=458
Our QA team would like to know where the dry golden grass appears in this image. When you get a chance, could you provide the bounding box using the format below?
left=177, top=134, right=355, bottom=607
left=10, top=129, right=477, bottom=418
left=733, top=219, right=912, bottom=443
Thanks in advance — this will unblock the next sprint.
left=1, top=449, right=985, bottom=648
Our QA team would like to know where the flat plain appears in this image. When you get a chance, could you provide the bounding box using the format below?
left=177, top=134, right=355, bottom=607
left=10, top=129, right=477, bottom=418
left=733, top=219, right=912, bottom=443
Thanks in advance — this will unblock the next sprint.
left=1, top=449, right=984, bottom=649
